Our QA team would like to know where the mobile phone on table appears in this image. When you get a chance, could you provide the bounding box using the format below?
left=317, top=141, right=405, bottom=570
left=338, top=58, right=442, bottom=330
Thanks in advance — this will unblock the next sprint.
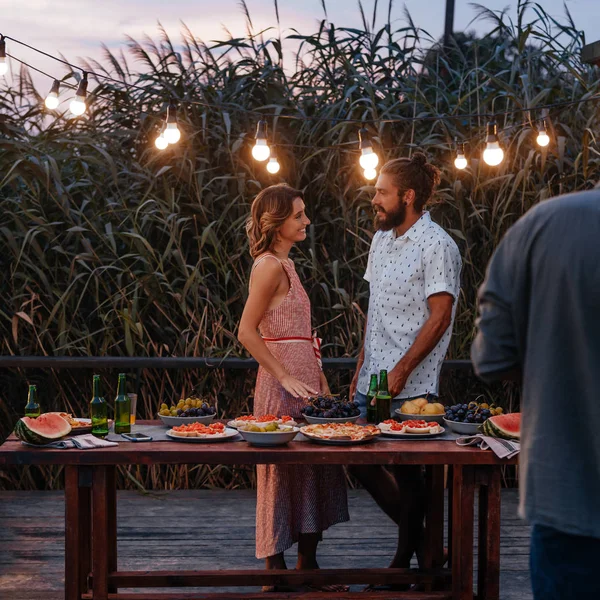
left=121, top=433, right=152, bottom=442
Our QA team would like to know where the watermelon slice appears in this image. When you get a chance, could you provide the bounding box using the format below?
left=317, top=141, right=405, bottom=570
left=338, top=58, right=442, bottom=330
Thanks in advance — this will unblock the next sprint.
left=14, top=413, right=72, bottom=445
left=482, top=413, right=520, bottom=440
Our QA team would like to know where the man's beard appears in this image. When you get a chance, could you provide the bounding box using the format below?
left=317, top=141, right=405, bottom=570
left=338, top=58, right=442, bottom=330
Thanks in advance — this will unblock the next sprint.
left=374, top=201, right=407, bottom=231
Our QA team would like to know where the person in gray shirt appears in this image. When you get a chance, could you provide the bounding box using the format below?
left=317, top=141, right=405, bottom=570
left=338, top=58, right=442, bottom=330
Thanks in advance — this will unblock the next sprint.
left=471, top=190, right=600, bottom=600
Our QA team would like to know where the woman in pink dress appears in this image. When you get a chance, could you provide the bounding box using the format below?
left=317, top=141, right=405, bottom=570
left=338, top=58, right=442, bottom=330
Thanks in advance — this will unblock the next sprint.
left=238, top=184, right=349, bottom=583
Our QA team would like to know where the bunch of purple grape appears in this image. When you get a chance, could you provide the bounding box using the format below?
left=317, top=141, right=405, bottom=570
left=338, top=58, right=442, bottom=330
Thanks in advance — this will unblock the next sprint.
left=301, top=395, right=360, bottom=419
left=445, top=402, right=492, bottom=424
left=177, top=403, right=216, bottom=417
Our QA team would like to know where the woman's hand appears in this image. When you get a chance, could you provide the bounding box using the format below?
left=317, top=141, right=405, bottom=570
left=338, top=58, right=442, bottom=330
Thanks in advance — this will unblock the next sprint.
left=279, top=374, right=318, bottom=399
left=319, top=371, right=331, bottom=396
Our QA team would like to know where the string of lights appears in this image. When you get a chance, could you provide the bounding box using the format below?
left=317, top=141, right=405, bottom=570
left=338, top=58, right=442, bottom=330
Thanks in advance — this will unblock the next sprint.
left=3, top=50, right=135, bottom=111
left=3, top=32, right=600, bottom=124
left=1, top=32, right=598, bottom=179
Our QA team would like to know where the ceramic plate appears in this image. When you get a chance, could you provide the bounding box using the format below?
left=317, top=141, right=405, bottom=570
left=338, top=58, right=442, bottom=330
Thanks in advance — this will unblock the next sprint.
left=165, top=427, right=239, bottom=443
left=379, top=426, right=446, bottom=439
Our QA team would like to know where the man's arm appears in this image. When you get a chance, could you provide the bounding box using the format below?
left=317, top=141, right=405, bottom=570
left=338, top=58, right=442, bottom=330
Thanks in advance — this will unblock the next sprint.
left=471, top=226, right=523, bottom=383
left=471, top=298, right=522, bottom=383
left=388, top=293, right=453, bottom=398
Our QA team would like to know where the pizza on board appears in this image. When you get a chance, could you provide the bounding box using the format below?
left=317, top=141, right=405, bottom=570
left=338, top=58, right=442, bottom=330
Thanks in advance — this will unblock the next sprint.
left=302, top=422, right=381, bottom=441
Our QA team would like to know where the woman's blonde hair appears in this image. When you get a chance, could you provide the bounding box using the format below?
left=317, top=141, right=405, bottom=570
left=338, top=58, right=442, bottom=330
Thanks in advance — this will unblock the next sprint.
left=246, top=184, right=304, bottom=258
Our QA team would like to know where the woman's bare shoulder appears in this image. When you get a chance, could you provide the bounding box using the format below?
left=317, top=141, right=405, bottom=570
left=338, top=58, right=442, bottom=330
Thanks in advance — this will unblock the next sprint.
left=252, top=253, right=284, bottom=271
left=251, top=254, right=286, bottom=284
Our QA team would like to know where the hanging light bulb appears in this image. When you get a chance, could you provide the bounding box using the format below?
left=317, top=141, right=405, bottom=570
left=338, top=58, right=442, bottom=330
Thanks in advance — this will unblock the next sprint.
left=266, top=146, right=280, bottom=174
left=482, top=121, right=504, bottom=166
left=267, top=158, right=280, bottom=174
left=0, top=37, right=8, bottom=77
left=454, top=141, right=468, bottom=170
left=536, top=119, right=550, bottom=147
left=358, top=128, right=379, bottom=170
left=163, top=102, right=181, bottom=144
left=364, top=167, right=378, bottom=181
left=155, top=131, right=168, bottom=150
left=252, top=120, right=271, bottom=161
left=69, top=73, right=88, bottom=117
left=44, top=80, right=61, bottom=110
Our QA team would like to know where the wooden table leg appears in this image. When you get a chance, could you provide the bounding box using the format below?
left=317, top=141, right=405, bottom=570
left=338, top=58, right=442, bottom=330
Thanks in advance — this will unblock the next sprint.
left=92, top=466, right=109, bottom=600
left=423, top=465, right=446, bottom=590
left=64, top=466, right=80, bottom=600
left=106, top=466, right=118, bottom=593
left=447, top=465, right=453, bottom=566
left=65, top=465, right=92, bottom=600
left=79, top=469, right=92, bottom=595
left=477, top=466, right=502, bottom=600
left=452, top=465, right=475, bottom=600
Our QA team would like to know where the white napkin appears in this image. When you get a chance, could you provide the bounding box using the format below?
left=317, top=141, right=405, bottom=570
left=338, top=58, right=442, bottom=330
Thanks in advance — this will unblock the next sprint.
left=23, top=434, right=119, bottom=449
left=456, top=433, right=520, bottom=459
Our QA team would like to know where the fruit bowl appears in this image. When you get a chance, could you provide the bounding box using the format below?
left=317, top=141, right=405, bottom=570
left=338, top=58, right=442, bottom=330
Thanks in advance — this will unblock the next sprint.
left=303, top=414, right=361, bottom=425
left=443, top=418, right=482, bottom=435
left=442, top=400, right=499, bottom=434
left=394, top=409, right=444, bottom=424
left=394, top=398, right=445, bottom=423
left=237, top=427, right=299, bottom=447
left=158, top=413, right=216, bottom=427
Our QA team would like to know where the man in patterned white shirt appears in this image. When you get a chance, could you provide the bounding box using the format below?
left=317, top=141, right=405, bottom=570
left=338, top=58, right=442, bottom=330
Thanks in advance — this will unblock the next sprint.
left=350, top=152, right=462, bottom=581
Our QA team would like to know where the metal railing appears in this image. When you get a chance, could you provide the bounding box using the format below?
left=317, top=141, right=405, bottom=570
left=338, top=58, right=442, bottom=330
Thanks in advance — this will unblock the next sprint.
left=0, top=356, right=473, bottom=371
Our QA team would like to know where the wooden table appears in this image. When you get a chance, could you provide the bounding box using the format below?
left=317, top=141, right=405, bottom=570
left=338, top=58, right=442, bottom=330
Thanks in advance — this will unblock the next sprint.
left=0, top=421, right=516, bottom=600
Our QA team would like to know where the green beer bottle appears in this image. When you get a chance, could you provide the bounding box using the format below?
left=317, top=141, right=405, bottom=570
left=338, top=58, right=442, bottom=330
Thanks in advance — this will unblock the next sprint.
left=24, top=385, right=41, bottom=418
left=90, top=375, right=109, bottom=438
left=366, top=374, right=379, bottom=423
left=114, top=373, right=131, bottom=435
left=376, top=370, right=392, bottom=423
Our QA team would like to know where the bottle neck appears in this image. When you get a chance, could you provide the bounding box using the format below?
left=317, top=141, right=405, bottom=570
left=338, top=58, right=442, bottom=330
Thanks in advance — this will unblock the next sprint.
left=368, top=376, right=378, bottom=395
left=27, top=386, right=37, bottom=405
left=117, top=376, right=127, bottom=397
left=93, top=378, right=101, bottom=398
left=378, top=373, right=389, bottom=395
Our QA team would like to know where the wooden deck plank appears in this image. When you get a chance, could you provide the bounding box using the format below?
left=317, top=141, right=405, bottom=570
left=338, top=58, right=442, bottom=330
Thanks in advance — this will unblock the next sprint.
left=0, top=489, right=532, bottom=600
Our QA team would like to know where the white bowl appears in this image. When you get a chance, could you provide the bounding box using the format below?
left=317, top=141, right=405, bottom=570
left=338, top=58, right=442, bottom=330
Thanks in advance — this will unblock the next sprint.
left=443, top=417, right=482, bottom=435
left=158, top=413, right=216, bottom=427
left=394, top=409, right=445, bottom=424
left=303, top=414, right=361, bottom=425
left=237, top=427, right=299, bottom=447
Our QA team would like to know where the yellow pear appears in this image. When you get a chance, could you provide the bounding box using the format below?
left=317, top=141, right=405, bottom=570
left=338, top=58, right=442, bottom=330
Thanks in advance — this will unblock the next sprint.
left=400, top=400, right=420, bottom=415
left=412, top=398, right=429, bottom=410
left=422, top=402, right=445, bottom=415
